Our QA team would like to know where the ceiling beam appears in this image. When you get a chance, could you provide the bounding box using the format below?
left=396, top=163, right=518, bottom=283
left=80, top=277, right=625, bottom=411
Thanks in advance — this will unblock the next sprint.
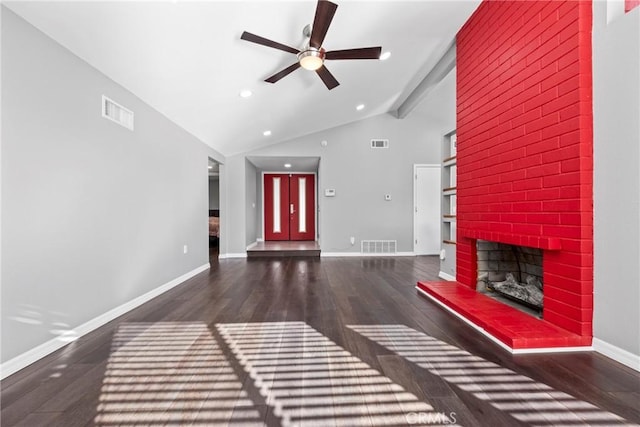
left=393, top=39, right=456, bottom=119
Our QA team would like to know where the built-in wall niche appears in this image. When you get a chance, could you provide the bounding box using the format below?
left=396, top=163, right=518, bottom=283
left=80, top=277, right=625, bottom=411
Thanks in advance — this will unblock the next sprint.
left=442, top=192, right=456, bottom=242
left=441, top=132, right=457, bottom=245
left=439, top=131, right=457, bottom=280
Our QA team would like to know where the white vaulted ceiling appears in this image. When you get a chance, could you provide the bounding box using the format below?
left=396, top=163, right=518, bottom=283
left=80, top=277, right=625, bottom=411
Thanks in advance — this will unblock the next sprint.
left=5, top=1, right=480, bottom=156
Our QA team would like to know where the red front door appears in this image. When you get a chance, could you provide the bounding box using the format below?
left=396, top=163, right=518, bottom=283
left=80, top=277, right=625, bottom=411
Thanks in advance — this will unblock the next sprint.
left=264, top=174, right=315, bottom=241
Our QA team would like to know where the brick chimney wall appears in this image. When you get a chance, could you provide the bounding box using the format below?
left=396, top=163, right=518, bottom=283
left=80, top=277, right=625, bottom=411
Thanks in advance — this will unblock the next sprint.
left=456, top=0, right=593, bottom=337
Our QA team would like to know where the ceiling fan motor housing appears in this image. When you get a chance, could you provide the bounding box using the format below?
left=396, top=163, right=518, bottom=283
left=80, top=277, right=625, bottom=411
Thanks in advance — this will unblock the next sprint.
left=303, top=23, right=312, bottom=38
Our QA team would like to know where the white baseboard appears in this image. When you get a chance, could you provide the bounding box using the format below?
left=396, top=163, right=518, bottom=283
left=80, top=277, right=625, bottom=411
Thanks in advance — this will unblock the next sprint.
left=416, top=286, right=593, bottom=355
left=321, top=252, right=416, bottom=257
left=0, top=263, right=210, bottom=380
left=219, top=253, right=247, bottom=259
left=593, top=338, right=640, bottom=372
left=246, top=241, right=258, bottom=250
left=256, top=238, right=264, bottom=242
left=438, top=271, right=456, bottom=281
left=321, top=252, right=363, bottom=257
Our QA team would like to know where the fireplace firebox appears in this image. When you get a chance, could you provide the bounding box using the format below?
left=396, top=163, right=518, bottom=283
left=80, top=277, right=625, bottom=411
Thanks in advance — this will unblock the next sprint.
left=476, top=240, right=543, bottom=315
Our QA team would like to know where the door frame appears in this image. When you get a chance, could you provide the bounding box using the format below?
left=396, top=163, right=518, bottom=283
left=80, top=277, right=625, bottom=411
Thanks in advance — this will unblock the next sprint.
left=413, top=164, right=441, bottom=255
left=261, top=171, right=318, bottom=242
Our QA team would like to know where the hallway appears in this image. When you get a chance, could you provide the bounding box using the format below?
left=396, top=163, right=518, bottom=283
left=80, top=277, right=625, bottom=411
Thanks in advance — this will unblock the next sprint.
left=1, top=256, right=638, bottom=426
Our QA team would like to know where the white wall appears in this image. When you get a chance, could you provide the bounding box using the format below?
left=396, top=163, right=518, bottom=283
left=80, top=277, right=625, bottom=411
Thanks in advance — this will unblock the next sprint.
left=593, top=1, right=640, bottom=367
left=1, top=8, right=223, bottom=367
left=223, top=111, right=446, bottom=255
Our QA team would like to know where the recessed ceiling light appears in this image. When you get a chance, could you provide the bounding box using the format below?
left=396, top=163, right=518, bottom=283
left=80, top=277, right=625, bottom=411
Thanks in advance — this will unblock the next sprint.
left=356, top=104, right=365, bottom=111
left=379, top=51, right=391, bottom=61
left=284, top=163, right=292, bottom=168
left=263, top=130, right=272, bottom=136
left=239, top=89, right=252, bottom=98
left=208, top=165, right=213, bottom=169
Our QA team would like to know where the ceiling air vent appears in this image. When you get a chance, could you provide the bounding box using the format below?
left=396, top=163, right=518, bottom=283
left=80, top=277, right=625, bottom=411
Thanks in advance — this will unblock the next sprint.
left=102, top=95, right=134, bottom=131
left=371, top=139, right=389, bottom=149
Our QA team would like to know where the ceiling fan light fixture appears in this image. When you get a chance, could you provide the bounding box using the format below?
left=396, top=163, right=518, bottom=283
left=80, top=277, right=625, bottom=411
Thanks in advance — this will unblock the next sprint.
left=240, top=1, right=381, bottom=89
left=298, top=48, right=325, bottom=71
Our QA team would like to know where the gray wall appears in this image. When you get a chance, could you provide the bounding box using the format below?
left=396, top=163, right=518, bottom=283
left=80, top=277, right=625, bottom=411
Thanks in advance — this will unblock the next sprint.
left=256, top=167, right=265, bottom=240
left=223, top=112, right=443, bottom=255
left=208, top=177, right=219, bottom=209
left=414, top=68, right=458, bottom=278
left=245, top=159, right=258, bottom=247
left=593, top=2, right=640, bottom=358
left=1, top=8, right=222, bottom=363
left=219, top=155, right=246, bottom=255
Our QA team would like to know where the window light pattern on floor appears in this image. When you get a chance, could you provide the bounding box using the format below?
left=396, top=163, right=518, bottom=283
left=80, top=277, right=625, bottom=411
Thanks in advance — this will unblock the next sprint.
left=348, top=324, right=636, bottom=427
left=217, top=321, right=451, bottom=426
left=94, top=322, right=264, bottom=426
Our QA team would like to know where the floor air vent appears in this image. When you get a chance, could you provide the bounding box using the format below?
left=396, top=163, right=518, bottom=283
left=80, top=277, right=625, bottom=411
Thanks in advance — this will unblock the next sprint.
left=102, top=95, right=134, bottom=130
left=361, top=240, right=397, bottom=254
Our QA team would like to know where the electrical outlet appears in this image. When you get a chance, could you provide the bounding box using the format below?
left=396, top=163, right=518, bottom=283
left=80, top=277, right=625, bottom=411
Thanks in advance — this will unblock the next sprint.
left=350, top=236, right=355, bottom=245
left=183, top=245, right=188, bottom=254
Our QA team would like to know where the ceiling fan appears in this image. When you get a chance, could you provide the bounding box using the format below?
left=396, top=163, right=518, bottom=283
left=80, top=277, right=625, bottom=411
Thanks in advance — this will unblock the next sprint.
left=240, top=0, right=382, bottom=90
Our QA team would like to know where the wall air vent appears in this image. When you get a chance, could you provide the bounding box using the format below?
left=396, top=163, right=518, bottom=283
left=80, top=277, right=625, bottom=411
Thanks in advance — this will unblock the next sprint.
left=361, top=240, right=397, bottom=254
left=370, top=139, right=389, bottom=149
left=102, top=95, right=134, bottom=131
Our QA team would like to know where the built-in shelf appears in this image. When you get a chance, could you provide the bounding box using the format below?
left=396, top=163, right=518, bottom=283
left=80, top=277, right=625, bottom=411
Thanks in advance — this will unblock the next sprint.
left=440, top=130, right=457, bottom=279
left=443, top=156, right=457, bottom=167
left=443, top=186, right=457, bottom=196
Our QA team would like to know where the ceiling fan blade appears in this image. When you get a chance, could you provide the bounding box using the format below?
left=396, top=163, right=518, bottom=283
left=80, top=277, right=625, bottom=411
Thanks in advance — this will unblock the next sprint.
left=265, top=62, right=302, bottom=84
left=316, top=65, right=340, bottom=90
left=325, top=47, right=382, bottom=60
left=241, top=31, right=300, bottom=55
left=310, top=0, right=338, bottom=49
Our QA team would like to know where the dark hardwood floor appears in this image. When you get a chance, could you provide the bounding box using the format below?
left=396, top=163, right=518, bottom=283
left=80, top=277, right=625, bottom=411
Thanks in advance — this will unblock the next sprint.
left=1, top=256, right=639, bottom=426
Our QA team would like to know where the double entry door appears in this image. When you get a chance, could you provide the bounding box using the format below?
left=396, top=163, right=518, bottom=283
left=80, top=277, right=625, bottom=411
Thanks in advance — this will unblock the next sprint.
left=264, top=173, right=315, bottom=241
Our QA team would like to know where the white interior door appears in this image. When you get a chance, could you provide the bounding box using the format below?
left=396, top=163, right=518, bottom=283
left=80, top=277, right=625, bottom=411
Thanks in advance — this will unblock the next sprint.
left=414, top=165, right=441, bottom=255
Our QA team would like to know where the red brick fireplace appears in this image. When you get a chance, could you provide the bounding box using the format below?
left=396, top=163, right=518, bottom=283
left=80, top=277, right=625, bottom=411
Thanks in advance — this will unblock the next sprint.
left=419, top=0, right=594, bottom=348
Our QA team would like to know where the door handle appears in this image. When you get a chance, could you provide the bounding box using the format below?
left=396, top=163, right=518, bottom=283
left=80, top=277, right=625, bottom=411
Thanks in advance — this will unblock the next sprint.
left=290, top=203, right=295, bottom=214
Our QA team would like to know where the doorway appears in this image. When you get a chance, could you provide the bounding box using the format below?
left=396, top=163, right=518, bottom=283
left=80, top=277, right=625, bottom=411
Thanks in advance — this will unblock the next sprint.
left=264, top=173, right=315, bottom=241
left=208, top=158, right=220, bottom=262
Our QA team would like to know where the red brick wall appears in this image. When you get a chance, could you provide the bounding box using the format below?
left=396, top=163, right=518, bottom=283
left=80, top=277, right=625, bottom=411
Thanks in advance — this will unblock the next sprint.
left=456, top=0, right=593, bottom=337
left=626, top=0, right=640, bottom=12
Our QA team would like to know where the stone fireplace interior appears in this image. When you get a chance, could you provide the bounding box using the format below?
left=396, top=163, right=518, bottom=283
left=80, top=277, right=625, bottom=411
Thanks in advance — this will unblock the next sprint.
left=476, top=240, right=544, bottom=317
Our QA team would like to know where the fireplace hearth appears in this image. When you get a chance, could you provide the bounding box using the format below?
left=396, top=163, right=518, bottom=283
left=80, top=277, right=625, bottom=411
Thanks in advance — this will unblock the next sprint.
left=476, top=240, right=543, bottom=315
